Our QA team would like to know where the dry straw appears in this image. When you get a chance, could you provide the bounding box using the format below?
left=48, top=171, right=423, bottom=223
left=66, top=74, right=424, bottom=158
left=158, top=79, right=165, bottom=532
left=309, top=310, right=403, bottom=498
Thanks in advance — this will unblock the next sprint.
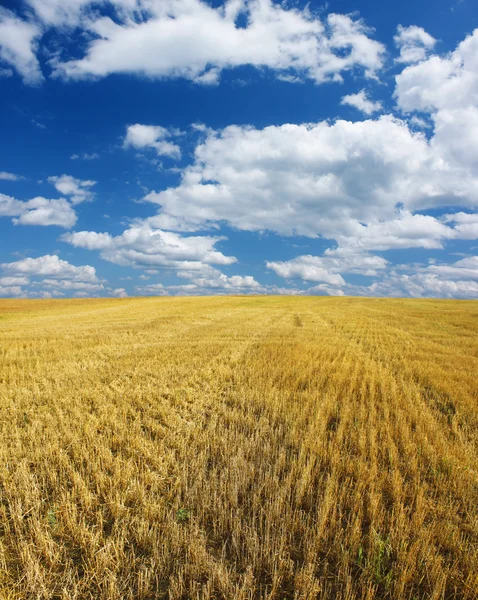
left=0, top=296, right=477, bottom=599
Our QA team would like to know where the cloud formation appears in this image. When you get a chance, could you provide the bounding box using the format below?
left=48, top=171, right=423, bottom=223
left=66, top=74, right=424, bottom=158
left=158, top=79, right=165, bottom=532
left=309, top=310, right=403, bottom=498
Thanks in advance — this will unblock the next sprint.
left=394, top=25, right=436, bottom=64
left=0, top=254, right=104, bottom=297
left=62, top=224, right=237, bottom=270
left=1, top=5, right=477, bottom=299
left=123, top=124, right=181, bottom=159
left=2, top=254, right=98, bottom=281
left=341, top=89, right=382, bottom=115
left=0, top=7, right=43, bottom=84
left=142, top=115, right=478, bottom=244
left=0, top=171, right=22, bottom=181
left=395, top=29, right=478, bottom=113
left=0, top=193, right=77, bottom=228
left=70, top=152, right=100, bottom=160
left=267, top=250, right=388, bottom=285
left=48, top=175, right=96, bottom=204
left=4, top=0, right=385, bottom=86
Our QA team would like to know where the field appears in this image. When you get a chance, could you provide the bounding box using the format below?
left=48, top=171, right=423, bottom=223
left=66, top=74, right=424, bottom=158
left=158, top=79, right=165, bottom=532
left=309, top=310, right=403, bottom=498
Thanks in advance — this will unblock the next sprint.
left=0, top=296, right=477, bottom=600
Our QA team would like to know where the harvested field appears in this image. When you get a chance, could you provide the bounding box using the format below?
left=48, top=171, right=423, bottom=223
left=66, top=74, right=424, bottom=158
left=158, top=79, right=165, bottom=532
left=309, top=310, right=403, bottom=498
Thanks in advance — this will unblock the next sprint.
left=0, top=296, right=477, bottom=599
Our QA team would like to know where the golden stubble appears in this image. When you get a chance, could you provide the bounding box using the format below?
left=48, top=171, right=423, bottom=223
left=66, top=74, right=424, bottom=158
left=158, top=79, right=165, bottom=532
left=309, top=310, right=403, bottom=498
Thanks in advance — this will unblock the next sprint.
left=0, top=296, right=477, bottom=599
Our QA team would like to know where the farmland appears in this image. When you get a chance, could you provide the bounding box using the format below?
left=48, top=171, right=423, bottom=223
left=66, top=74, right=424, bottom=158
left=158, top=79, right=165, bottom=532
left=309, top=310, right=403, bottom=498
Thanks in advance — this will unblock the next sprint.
left=0, top=296, right=477, bottom=599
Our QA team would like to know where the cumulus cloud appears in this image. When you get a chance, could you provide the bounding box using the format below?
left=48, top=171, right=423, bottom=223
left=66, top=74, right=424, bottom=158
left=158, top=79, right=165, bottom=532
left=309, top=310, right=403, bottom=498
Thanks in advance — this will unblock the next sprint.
left=136, top=262, right=265, bottom=295
left=142, top=114, right=478, bottom=243
left=0, top=7, right=43, bottom=85
left=2, top=254, right=99, bottom=282
left=111, top=287, right=128, bottom=297
left=123, top=124, right=181, bottom=159
left=0, top=285, right=23, bottom=297
left=48, top=174, right=96, bottom=204
left=41, top=1, right=384, bottom=85
left=427, top=256, right=478, bottom=280
left=62, top=224, right=237, bottom=270
left=134, top=282, right=169, bottom=296
left=0, top=193, right=77, bottom=228
left=267, top=257, right=346, bottom=286
left=366, top=272, right=478, bottom=299
left=394, top=25, right=436, bottom=64
left=184, top=271, right=263, bottom=291
left=393, top=29, right=478, bottom=250
left=334, top=211, right=458, bottom=251
left=136, top=25, right=478, bottom=260
left=2, top=13, right=476, bottom=300
left=61, top=230, right=112, bottom=249
left=342, top=255, right=478, bottom=299
left=13, top=198, right=77, bottom=227
left=395, top=29, right=478, bottom=113
left=267, top=250, right=388, bottom=286
left=0, top=274, right=30, bottom=298
left=0, top=171, right=22, bottom=181
left=308, top=284, right=345, bottom=297
left=0, top=276, right=30, bottom=286
left=443, top=212, right=478, bottom=239
left=341, top=89, right=382, bottom=115
left=0, top=254, right=105, bottom=298
left=41, top=279, right=105, bottom=292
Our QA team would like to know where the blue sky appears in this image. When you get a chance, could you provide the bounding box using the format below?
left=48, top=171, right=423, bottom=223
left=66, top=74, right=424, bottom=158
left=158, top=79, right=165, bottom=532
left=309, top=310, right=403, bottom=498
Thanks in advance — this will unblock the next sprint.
left=1, top=0, right=478, bottom=298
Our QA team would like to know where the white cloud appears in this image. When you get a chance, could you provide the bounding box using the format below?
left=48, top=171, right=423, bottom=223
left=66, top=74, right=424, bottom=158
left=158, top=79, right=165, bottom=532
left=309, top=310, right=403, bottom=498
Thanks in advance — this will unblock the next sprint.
left=123, top=124, right=181, bottom=159
left=0, top=8, right=43, bottom=85
left=142, top=114, right=477, bottom=244
left=134, top=283, right=169, bottom=296
left=0, top=171, right=22, bottom=181
left=431, top=106, right=478, bottom=172
left=267, top=256, right=346, bottom=285
left=13, top=198, right=77, bottom=228
left=48, top=174, right=96, bottom=204
left=136, top=265, right=264, bottom=295
left=266, top=250, right=388, bottom=286
left=308, top=284, right=345, bottom=296
left=40, top=279, right=104, bottom=291
left=444, top=212, right=478, bottom=224
left=111, top=287, right=128, bottom=297
left=393, top=30, right=478, bottom=243
left=395, top=29, right=478, bottom=113
left=427, top=255, right=478, bottom=280
left=47, top=1, right=384, bottom=85
left=0, top=285, right=23, bottom=297
left=0, top=193, right=77, bottom=228
left=394, top=25, right=436, bottom=64
left=341, top=89, right=382, bottom=115
left=24, top=0, right=93, bottom=28
left=367, top=272, right=478, bottom=299
left=0, top=258, right=107, bottom=297
left=2, top=254, right=99, bottom=282
left=185, top=271, right=262, bottom=291
left=345, top=255, right=478, bottom=299
left=0, top=276, right=29, bottom=286
left=443, top=212, right=478, bottom=239
left=0, top=193, right=26, bottom=217
left=334, top=211, right=458, bottom=251
left=60, top=230, right=112, bottom=249
left=408, top=115, right=431, bottom=129
left=0, top=67, right=13, bottom=78
left=62, top=224, right=237, bottom=270
left=70, top=152, right=100, bottom=160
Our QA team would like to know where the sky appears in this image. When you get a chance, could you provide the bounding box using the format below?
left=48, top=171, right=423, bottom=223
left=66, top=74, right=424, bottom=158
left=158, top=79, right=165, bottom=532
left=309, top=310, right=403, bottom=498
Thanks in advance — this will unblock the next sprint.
left=1, top=0, right=478, bottom=299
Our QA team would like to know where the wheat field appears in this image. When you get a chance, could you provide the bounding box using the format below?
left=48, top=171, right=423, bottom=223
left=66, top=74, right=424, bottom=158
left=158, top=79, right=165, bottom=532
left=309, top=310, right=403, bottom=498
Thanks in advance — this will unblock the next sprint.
left=0, top=296, right=477, bottom=600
